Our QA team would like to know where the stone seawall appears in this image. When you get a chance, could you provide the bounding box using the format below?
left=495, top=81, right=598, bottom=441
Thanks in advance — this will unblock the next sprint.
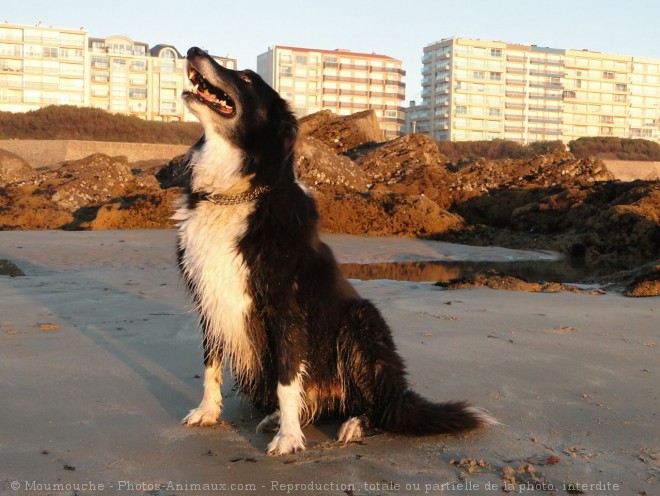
left=604, top=160, right=660, bottom=181
left=0, top=139, right=189, bottom=168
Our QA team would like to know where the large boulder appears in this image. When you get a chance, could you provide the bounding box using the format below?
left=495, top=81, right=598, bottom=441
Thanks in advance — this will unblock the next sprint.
left=298, top=109, right=384, bottom=153
left=294, top=135, right=368, bottom=191
left=47, top=153, right=134, bottom=210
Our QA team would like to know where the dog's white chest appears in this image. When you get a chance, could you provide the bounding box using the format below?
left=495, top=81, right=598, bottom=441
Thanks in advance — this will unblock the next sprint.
left=176, top=200, right=256, bottom=374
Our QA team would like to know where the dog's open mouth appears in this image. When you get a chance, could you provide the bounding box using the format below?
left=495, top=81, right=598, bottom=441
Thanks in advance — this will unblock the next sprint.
left=186, top=67, right=235, bottom=116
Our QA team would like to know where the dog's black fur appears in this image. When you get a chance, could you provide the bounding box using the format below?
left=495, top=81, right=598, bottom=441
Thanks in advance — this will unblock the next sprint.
left=176, top=47, right=493, bottom=454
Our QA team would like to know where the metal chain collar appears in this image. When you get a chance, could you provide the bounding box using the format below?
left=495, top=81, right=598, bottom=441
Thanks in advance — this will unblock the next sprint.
left=202, top=185, right=272, bottom=205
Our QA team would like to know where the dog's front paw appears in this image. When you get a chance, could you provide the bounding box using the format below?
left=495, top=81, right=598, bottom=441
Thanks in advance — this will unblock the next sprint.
left=181, top=403, right=221, bottom=427
left=267, top=431, right=305, bottom=455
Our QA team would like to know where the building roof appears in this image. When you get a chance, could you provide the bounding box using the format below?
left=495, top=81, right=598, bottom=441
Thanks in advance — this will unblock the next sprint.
left=272, top=45, right=400, bottom=63
left=149, top=44, right=184, bottom=58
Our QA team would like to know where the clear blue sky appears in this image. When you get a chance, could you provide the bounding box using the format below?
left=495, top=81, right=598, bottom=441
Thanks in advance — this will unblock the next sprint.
left=5, top=0, right=659, bottom=102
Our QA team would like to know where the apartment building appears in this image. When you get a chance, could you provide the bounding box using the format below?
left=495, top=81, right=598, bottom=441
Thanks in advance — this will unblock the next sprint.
left=412, top=37, right=660, bottom=144
left=0, top=22, right=236, bottom=122
left=0, top=23, right=88, bottom=112
left=257, top=45, right=406, bottom=139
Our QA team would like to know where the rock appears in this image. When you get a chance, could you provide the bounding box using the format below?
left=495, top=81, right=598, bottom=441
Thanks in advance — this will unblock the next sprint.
left=0, top=188, right=73, bottom=230
left=435, top=269, right=583, bottom=293
left=87, top=189, right=180, bottom=230
left=0, top=148, right=35, bottom=187
left=315, top=190, right=463, bottom=238
left=350, top=133, right=453, bottom=208
left=155, top=153, right=191, bottom=189
left=0, top=259, right=25, bottom=277
left=48, top=153, right=134, bottom=210
left=299, top=110, right=383, bottom=153
left=295, top=135, right=368, bottom=191
left=625, top=264, right=660, bottom=297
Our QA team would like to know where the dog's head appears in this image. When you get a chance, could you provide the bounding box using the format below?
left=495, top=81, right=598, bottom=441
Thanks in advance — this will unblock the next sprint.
left=183, top=47, right=297, bottom=182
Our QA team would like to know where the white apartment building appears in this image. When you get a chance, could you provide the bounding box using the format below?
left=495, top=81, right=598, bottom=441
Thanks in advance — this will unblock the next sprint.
left=0, top=23, right=88, bottom=112
left=410, top=37, right=660, bottom=144
left=0, top=22, right=236, bottom=122
left=257, top=45, right=406, bottom=139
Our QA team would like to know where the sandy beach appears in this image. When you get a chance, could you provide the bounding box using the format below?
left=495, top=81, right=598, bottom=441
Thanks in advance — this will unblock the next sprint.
left=1, top=230, right=657, bottom=495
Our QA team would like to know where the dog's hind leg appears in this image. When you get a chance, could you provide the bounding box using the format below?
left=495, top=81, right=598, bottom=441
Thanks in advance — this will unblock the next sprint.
left=256, top=410, right=280, bottom=433
left=182, top=357, right=223, bottom=426
left=337, top=416, right=365, bottom=443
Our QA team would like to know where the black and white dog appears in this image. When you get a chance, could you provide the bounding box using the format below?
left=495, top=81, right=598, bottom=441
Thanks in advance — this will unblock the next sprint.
left=175, top=47, right=494, bottom=455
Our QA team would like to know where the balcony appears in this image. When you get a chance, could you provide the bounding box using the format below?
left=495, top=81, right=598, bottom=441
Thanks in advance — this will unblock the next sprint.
left=529, top=82, right=563, bottom=89
left=528, top=117, right=563, bottom=124
left=528, top=93, right=562, bottom=100
left=505, top=91, right=526, bottom=98
left=528, top=105, right=561, bottom=112
left=529, top=59, right=564, bottom=67
left=529, top=128, right=562, bottom=134
left=529, top=70, right=565, bottom=78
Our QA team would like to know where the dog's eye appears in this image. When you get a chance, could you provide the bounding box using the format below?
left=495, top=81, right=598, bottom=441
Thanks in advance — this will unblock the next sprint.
left=240, top=73, right=252, bottom=84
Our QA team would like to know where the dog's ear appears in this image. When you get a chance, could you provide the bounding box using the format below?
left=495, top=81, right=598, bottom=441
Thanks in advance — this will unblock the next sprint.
left=277, top=100, right=299, bottom=157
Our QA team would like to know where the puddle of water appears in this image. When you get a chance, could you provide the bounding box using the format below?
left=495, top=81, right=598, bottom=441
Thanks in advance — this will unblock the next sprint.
left=339, top=259, right=631, bottom=284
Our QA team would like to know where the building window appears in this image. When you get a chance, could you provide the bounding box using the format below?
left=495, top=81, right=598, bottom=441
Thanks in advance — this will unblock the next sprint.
left=129, top=88, right=147, bottom=99
left=455, top=106, right=467, bottom=114
left=490, top=48, right=502, bottom=57
left=600, top=115, right=614, bottom=124
left=490, top=72, right=502, bottom=81
left=615, top=83, right=627, bottom=91
left=473, top=71, right=485, bottom=80
left=489, top=108, right=501, bottom=117
left=603, top=71, right=615, bottom=79
left=43, top=47, right=58, bottom=59
left=160, top=49, right=176, bottom=59
left=92, top=57, right=109, bottom=69
left=295, top=55, right=307, bottom=64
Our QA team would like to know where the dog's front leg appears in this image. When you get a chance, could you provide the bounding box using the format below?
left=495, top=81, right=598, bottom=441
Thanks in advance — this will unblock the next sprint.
left=267, top=367, right=306, bottom=455
left=182, top=358, right=223, bottom=426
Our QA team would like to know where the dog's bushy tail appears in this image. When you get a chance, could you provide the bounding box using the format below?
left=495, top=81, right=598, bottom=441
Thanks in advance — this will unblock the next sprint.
left=377, top=391, right=496, bottom=435
left=342, top=299, right=496, bottom=436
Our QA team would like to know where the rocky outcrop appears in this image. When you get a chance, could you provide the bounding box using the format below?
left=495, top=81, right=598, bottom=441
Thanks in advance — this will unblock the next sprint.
left=0, top=153, right=174, bottom=230
left=315, top=190, right=463, bottom=238
left=0, top=149, right=35, bottom=187
left=1, top=109, right=658, bottom=272
left=295, top=135, right=368, bottom=191
left=46, top=153, right=134, bottom=210
left=298, top=109, right=383, bottom=153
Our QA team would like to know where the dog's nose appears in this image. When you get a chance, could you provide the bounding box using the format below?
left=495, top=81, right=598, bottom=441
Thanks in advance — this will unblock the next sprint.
left=187, top=47, right=205, bottom=58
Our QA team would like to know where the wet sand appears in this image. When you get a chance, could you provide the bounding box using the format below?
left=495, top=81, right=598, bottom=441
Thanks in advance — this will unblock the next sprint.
left=0, top=230, right=657, bottom=495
